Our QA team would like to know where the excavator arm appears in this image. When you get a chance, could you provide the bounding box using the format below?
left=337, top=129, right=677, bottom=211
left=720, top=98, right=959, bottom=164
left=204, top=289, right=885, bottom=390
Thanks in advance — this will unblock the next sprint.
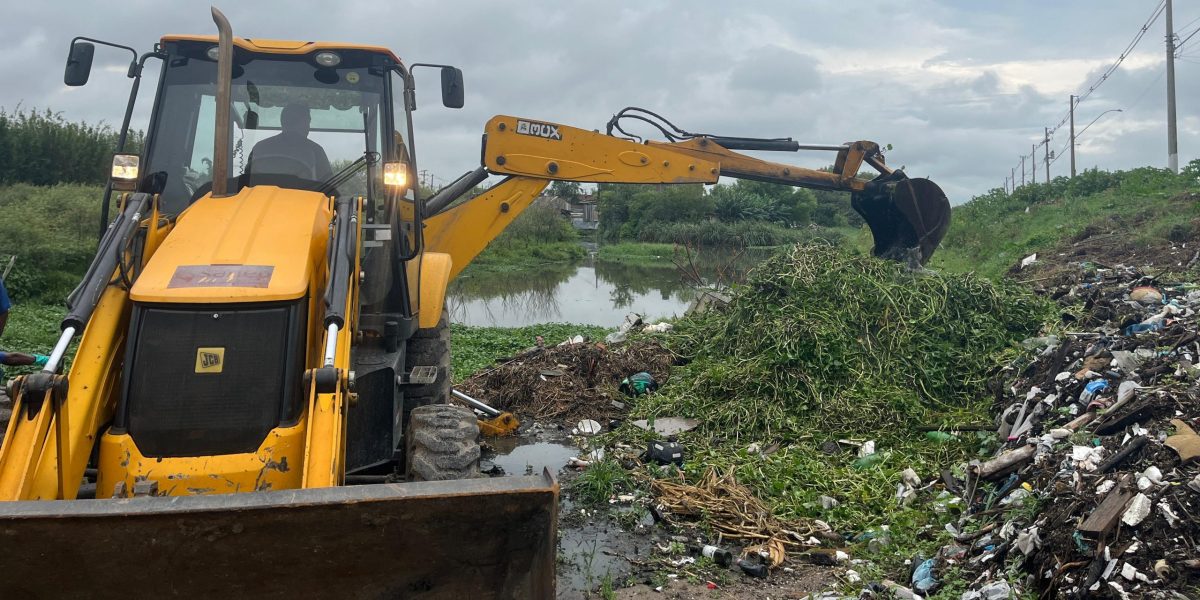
left=424, top=112, right=950, bottom=281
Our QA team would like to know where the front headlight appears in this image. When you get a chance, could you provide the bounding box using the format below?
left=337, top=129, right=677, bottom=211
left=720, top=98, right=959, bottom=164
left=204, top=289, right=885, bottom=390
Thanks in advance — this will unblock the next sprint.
left=383, top=162, right=408, bottom=189
left=111, top=154, right=139, bottom=191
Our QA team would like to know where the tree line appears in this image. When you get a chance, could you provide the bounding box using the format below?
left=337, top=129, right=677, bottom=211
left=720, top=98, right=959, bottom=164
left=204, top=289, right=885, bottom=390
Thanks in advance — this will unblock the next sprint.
left=0, top=107, right=142, bottom=186
left=594, top=179, right=865, bottom=245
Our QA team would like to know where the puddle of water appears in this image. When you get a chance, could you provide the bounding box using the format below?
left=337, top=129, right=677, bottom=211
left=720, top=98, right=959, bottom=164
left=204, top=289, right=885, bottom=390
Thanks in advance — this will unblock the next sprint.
left=557, top=498, right=652, bottom=599
left=486, top=438, right=578, bottom=476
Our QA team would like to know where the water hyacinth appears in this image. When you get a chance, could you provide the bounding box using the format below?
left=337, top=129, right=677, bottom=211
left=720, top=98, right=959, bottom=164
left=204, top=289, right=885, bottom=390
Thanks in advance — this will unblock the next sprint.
left=653, top=244, right=1051, bottom=438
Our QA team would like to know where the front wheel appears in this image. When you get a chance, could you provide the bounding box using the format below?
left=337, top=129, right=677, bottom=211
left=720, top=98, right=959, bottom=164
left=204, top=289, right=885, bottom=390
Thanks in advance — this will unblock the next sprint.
left=406, top=404, right=481, bottom=481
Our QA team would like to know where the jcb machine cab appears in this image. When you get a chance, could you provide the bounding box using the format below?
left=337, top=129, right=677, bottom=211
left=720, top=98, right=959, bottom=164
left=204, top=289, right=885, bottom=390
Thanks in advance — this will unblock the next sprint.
left=0, top=11, right=556, bottom=599
left=0, top=8, right=950, bottom=599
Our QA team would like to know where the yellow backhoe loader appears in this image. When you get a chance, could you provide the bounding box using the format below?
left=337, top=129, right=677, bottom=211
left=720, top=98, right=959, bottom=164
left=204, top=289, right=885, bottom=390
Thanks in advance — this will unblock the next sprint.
left=0, top=8, right=949, bottom=598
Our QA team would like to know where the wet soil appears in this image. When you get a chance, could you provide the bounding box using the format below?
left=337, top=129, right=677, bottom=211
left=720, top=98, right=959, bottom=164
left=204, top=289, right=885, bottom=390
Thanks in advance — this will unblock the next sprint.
left=615, top=565, right=837, bottom=599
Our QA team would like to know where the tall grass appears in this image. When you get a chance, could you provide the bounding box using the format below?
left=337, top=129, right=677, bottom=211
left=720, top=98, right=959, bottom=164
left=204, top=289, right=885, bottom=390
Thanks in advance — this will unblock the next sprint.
left=934, top=165, right=1200, bottom=277
left=0, top=183, right=103, bottom=303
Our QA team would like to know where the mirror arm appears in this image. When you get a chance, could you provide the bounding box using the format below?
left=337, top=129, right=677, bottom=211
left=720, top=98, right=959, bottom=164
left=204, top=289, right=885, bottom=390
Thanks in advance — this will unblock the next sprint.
left=98, top=50, right=164, bottom=241
left=69, top=36, right=139, bottom=78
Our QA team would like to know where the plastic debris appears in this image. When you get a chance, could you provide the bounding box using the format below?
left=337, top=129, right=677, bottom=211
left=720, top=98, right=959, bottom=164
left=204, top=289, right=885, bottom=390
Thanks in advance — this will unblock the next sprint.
left=1129, top=286, right=1163, bottom=305
left=630, top=417, right=698, bottom=435
left=647, top=440, right=684, bottom=466
left=619, top=371, right=659, bottom=396
left=976, top=580, right=1012, bottom=599
left=1121, top=493, right=1151, bottom=527
left=575, top=419, right=602, bottom=435
left=912, top=558, right=937, bottom=593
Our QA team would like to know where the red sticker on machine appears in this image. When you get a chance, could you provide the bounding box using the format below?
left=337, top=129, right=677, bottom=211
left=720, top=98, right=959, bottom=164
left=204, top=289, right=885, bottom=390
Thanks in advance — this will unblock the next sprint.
left=167, top=265, right=274, bottom=288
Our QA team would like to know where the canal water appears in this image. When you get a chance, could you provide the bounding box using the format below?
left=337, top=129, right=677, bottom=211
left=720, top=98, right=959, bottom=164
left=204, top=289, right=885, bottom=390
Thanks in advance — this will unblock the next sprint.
left=446, top=248, right=776, bottom=327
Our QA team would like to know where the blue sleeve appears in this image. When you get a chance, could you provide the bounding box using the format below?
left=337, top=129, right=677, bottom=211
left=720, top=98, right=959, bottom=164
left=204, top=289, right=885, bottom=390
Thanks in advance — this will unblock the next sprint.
left=0, top=279, right=10, bottom=314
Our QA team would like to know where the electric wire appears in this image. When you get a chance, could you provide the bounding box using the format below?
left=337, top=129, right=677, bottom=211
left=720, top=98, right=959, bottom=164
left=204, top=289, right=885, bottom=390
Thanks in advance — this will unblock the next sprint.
left=1008, top=1, right=1167, bottom=188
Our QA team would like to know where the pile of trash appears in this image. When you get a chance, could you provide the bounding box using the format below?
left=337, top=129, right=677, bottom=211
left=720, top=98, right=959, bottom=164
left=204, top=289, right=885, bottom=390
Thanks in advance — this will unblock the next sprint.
left=457, top=335, right=674, bottom=424
left=909, top=263, right=1200, bottom=599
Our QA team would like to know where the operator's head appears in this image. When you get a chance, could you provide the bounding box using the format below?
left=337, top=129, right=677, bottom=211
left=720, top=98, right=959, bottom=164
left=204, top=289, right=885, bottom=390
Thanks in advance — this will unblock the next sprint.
left=280, top=103, right=311, bottom=137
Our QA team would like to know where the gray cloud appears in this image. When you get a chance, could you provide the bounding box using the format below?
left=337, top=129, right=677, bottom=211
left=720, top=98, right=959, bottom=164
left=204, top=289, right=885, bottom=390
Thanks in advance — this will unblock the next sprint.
left=1, top=1, right=1196, bottom=200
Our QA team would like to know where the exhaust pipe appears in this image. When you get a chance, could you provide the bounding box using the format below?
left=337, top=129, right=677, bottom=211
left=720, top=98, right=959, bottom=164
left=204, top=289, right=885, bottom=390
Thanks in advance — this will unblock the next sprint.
left=210, top=7, right=233, bottom=197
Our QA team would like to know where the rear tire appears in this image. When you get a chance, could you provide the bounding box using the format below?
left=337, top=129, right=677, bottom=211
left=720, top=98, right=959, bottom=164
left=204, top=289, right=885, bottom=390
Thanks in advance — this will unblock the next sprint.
left=407, top=404, right=481, bottom=481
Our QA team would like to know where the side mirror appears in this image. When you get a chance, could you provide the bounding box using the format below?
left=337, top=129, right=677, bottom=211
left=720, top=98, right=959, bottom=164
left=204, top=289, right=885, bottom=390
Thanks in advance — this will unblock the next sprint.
left=64, top=42, right=95, bottom=87
left=440, top=67, right=464, bottom=109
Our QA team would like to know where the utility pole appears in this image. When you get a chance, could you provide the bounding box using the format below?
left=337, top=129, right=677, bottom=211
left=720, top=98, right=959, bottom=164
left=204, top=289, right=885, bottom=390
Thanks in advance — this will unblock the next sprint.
left=1031, top=145, right=1036, bottom=184
left=1020, top=156, right=1026, bottom=186
left=1166, top=0, right=1179, bottom=173
left=1069, top=95, right=1077, bottom=177
left=1012, top=167, right=1016, bottom=193
left=1044, top=128, right=1050, bottom=183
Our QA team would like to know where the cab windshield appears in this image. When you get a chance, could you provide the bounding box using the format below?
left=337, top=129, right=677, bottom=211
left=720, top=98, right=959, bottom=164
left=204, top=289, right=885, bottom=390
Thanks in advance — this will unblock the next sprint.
left=142, top=40, right=402, bottom=215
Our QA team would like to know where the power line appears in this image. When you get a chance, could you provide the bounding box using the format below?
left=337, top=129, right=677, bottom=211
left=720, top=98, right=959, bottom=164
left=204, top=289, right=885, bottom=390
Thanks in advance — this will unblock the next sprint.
left=1128, top=65, right=1167, bottom=110
left=1006, top=1, right=1169, bottom=190
left=1047, top=0, right=1165, bottom=137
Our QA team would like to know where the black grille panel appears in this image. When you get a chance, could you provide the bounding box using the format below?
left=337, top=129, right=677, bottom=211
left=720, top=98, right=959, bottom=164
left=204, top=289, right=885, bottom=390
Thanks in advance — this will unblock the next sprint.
left=123, top=304, right=301, bottom=457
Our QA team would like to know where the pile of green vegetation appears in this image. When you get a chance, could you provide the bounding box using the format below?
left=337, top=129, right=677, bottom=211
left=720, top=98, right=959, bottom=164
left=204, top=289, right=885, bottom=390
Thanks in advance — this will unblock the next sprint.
left=631, top=244, right=1050, bottom=534
left=933, top=164, right=1200, bottom=278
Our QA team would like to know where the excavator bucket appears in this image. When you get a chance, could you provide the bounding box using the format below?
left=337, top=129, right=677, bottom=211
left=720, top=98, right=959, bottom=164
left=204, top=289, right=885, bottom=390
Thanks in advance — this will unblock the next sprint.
left=852, top=175, right=951, bottom=265
left=0, top=473, right=558, bottom=599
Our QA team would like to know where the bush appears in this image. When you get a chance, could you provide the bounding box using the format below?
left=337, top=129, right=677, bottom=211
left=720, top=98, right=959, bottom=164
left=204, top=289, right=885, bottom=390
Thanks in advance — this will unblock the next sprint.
left=497, top=201, right=578, bottom=244
left=0, top=107, right=142, bottom=186
left=633, top=220, right=842, bottom=247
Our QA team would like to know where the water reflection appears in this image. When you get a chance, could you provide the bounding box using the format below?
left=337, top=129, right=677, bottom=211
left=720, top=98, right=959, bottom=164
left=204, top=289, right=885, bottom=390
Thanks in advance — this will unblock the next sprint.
left=448, top=250, right=775, bottom=327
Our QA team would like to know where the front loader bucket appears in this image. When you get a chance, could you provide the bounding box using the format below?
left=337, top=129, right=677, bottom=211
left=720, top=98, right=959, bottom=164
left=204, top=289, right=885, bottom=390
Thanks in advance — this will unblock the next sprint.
left=0, top=472, right=558, bottom=599
left=852, top=175, right=951, bottom=265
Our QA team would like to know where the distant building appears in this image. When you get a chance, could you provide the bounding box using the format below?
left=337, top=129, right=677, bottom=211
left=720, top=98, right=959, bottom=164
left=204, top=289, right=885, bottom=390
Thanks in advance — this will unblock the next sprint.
left=546, top=192, right=599, bottom=230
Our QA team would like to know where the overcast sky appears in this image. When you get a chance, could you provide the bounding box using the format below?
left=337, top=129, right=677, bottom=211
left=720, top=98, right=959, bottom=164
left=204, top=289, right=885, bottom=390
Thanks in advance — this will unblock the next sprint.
left=2, top=0, right=1196, bottom=203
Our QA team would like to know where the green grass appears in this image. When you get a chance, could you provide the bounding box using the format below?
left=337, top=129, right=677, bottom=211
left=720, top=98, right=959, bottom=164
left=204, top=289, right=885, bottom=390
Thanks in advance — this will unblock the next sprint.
left=1, top=303, right=68, bottom=379
left=0, top=183, right=104, bottom=304
left=465, top=201, right=587, bottom=273
left=932, top=166, right=1200, bottom=278
left=450, top=322, right=613, bottom=381
left=463, top=239, right=586, bottom=274
left=571, top=457, right=636, bottom=505
left=2, top=303, right=64, bottom=355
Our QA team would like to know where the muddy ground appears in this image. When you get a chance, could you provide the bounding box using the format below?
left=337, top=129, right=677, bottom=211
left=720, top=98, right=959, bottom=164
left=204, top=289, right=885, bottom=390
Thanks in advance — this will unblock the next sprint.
left=481, top=423, right=840, bottom=599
